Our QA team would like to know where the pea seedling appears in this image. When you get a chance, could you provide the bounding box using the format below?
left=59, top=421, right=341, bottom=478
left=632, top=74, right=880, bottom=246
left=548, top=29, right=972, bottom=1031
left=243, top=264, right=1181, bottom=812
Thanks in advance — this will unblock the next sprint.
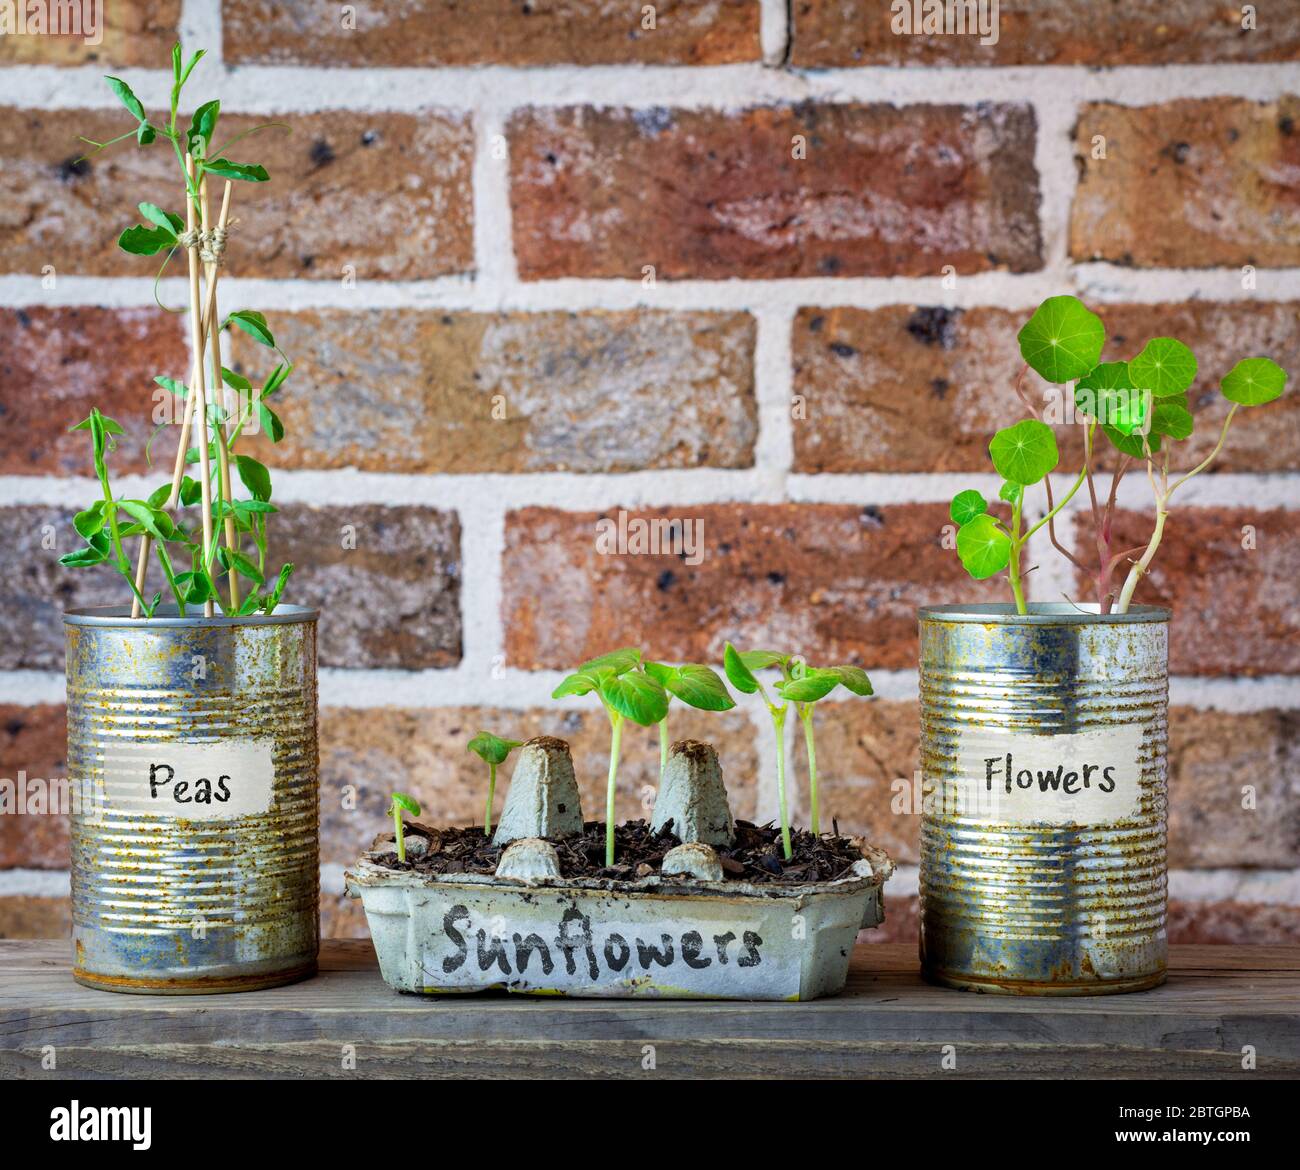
left=723, top=646, right=872, bottom=858
left=949, top=295, right=1289, bottom=613
left=387, top=792, right=421, bottom=863
left=466, top=732, right=523, bottom=835
left=59, top=43, right=295, bottom=618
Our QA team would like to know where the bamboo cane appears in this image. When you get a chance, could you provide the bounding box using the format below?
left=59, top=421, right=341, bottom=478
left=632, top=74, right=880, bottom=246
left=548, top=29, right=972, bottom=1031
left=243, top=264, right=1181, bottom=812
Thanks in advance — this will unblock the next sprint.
left=129, top=183, right=234, bottom=616
left=201, top=178, right=240, bottom=611
left=183, top=154, right=216, bottom=617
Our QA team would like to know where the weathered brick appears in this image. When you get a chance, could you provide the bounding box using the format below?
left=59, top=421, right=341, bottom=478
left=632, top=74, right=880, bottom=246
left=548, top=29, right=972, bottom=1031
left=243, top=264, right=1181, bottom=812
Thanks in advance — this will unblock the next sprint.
left=791, top=0, right=1300, bottom=68
left=319, top=705, right=757, bottom=865
left=0, top=705, right=69, bottom=868
left=502, top=503, right=1006, bottom=671
left=510, top=104, right=1041, bottom=280
left=322, top=892, right=368, bottom=939
left=1072, top=97, right=1300, bottom=268
left=0, top=504, right=461, bottom=670
left=0, top=1, right=179, bottom=66
left=224, top=0, right=760, bottom=66
left=1076, top=507, right=1300, bottom=676
left=793, top=301, right=1300, bottom=474
left=0, top=307, right=187, bottom=475
left=1168, top=899, right=1300, bottom=944
left=0, top=109, right=473, bottom=279
left=0, top=896, right=70, bottom=939
left=235, top=310, right=757, bottom=474
left=790, top=699, right=920, bottom=861
left=1168, top=708, right=1300, bottom=868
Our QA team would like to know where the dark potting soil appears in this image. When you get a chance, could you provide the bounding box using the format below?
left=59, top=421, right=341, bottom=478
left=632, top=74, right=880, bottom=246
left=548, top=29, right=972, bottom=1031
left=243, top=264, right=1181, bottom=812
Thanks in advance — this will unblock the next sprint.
left=370, top=818, right=865, bottom=886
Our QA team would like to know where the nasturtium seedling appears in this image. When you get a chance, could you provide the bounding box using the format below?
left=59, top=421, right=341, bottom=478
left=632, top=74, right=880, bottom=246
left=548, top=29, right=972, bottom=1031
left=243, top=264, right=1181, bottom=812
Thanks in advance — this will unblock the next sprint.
left=947, top=295, right=1290, bottom=614
left=387, top=792, right=421, bottom=864
left=467, top=732, right=523, bottom=836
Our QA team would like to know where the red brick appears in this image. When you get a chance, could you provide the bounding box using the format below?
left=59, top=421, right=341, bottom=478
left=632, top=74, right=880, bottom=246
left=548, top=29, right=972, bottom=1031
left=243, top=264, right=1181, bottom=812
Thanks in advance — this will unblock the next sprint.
left=0, top=897, right=70, bottom=939
left=1168, top=899, right=1300, bottom=945
left=792, top=0, right=1300, bottom=68
left=235, top=310, right=757, bottom=474
left=0, top=504, right=461, bottom=670
left=224, top=0, right=760, bottom=66
left=0, top=307, right=187, bottom=475
left=502, top=503, right=1006, bottom=671
left=319, top=705, right=758, bottom=866
left=0, top=705, right=69, bottom=868
left=0, top=110, right=473, bottom=279
left=0, top=1, right=179, bottom=66
left=1072, top=98, right=1300, bottom=268
left=792, top=301, right=1300, bottom=474
left=1076, top=508, right=1300, bottom=676
left=510, top=104, right=1041, bottom=280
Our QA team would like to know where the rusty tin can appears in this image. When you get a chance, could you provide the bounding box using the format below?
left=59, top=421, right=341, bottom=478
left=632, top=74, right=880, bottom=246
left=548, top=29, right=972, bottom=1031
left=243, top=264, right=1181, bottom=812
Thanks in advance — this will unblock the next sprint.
left=64, top=605, right=320, bottom=994
left=918, top=603, right=1170, bottom=995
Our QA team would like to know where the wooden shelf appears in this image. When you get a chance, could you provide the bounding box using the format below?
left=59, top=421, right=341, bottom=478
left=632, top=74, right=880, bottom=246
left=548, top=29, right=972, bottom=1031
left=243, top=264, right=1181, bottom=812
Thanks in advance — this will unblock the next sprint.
left=3, top=941, right=1298, bottom=1079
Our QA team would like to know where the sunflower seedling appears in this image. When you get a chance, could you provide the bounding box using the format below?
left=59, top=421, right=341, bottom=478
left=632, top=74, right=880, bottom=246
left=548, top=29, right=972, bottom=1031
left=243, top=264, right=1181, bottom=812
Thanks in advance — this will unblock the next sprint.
left=640, top=658, right=735, bottom=779
left=467, top=731, right=523, bottom=835
left=387, top=792, right=420, bottom=863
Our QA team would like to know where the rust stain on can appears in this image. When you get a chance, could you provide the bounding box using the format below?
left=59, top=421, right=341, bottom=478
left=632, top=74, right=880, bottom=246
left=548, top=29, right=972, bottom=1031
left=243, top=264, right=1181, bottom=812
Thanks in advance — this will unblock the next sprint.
left=918, top=603, right=1169, bottom=996
left=64, top=605, right=320, bottom=994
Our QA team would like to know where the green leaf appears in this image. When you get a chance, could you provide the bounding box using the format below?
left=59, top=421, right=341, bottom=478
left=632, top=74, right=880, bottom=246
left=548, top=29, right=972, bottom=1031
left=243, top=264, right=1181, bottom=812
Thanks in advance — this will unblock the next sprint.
left=155, top=375, right=187, bottom=398
left=949, top=490, right=986, bottom=526
left=177, top=48, right=205, bottom=88
left=203, top=158, right=269, bottom=183
left=1102, top=424, right=1160, bottom=460
left=187, top=99, right=220, bottom=156
left=389, top=792, right=420, bottom=816
left=988, top=418, right=1059, bottom=485
left=1151, top=394, right=1194, bottom=441
left=956, top=514, right=1012, bottom=580
left=60, top=539, right=110, bottom=567
left=179, top=476, right=202, bottom=507
left=599, top=671, right=670, bottom=727
left=552, top=666, right=613, bottom=700
left=70, top=412, right=123, bottom=436
left=254, top=404, right=285, bottom=443
left=650, top=663, right=735, bottom=712
left=232, top=498, right=277, bottom=517
left=221, top=366, right=252, bottom=392
left=235, top=454, right=272, bottom=501
left=1017, top=296, right=1105, bottom=383
left=578, top=647, right=642, bottom=675
left=779, top=669, right=841, bottom=704
left=183, top=573, right=213, bottom=605
left=136, top=121, right=156, bottom=146
left=738, top=650, right=787, bottom=671
left=1221, top=357, right=1288, bottom=406
left=73, top=501, right=106, bottom=540
left=263, top=563, right=294, bottom=612
left=1075, top=362, right=1149, bottom=435
left=262, top=362, right=292, bottom=397
left=218, top=545, right=264, bottom=585
left=146, top=483, right=172, bottom=509
left=118, top=500, right=174, bottom=543
left=467, top=731, right=524, bottom=767
left=828, top=665, right=873, bottom=696
left=138, top=202, right=181, bottom=234
left=225, top=310, right=275, bottom=347
left=1129, top=337, right=1198, bottom=398
left=105, top=76, right=146, bottom=122
left=723, top=643, right=760, bottom=694
left=236, top=593, right=263, bottom=616
left=998, top=481, right=1022, bottom=504
left=184, top=440, right=220, bottom=464
left=118, top=224, right=176, bottom=256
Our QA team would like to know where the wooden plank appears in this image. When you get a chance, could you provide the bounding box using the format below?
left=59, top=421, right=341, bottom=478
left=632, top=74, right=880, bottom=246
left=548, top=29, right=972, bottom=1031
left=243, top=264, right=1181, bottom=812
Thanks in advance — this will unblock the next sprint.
left=2, top=940, right=1297, bottom=1079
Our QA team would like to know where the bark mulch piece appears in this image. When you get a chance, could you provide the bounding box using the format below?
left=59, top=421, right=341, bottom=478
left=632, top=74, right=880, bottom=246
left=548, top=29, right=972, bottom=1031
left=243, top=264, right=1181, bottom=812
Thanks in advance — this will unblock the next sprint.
left=371, top=818, right=863, bottom=885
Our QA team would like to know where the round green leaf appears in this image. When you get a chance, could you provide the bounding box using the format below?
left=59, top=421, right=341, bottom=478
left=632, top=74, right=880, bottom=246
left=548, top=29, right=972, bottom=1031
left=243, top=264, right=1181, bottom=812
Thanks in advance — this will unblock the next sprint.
left=1221, top=357, right=1287, bottom=406
left=1075, top=362, right=1149, bottom=435
left=1129, top=337, right=1197, bottom=398
left=950, top=490, right=986, bottom=526
left=1151, top=394, right=1194, bottom=441
left=998, top=481, right=1022, bottom=504
left=1101, top=424, right=1160, bottom=460
left=1017, top=296, right=1106, bottom=383
left=599, top=671, right=670, bottom=727
left=467, top=731, right=523, bottom=766
left=988, top=419, right=1059, bottom=485
left=956, top=514, right=1012, bottom=580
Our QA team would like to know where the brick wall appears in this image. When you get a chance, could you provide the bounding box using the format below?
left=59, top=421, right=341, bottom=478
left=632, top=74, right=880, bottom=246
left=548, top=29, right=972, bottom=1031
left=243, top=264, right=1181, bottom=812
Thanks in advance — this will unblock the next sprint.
left=0, top=1, right=1297, bottom=945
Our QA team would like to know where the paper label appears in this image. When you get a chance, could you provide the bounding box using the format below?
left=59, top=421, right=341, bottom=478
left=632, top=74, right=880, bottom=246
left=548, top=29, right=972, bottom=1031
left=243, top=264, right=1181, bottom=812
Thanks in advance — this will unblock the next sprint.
left=101, top=739, right=275, bottom=820
left=942, top=724, right=1145, bottom=826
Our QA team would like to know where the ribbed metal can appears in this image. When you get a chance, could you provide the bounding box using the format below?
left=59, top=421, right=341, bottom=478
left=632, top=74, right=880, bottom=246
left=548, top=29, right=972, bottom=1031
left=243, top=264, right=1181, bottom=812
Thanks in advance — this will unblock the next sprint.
left=64, top=605, right=320, bottom=994
left=918, top=603, right=1169, bottom=996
